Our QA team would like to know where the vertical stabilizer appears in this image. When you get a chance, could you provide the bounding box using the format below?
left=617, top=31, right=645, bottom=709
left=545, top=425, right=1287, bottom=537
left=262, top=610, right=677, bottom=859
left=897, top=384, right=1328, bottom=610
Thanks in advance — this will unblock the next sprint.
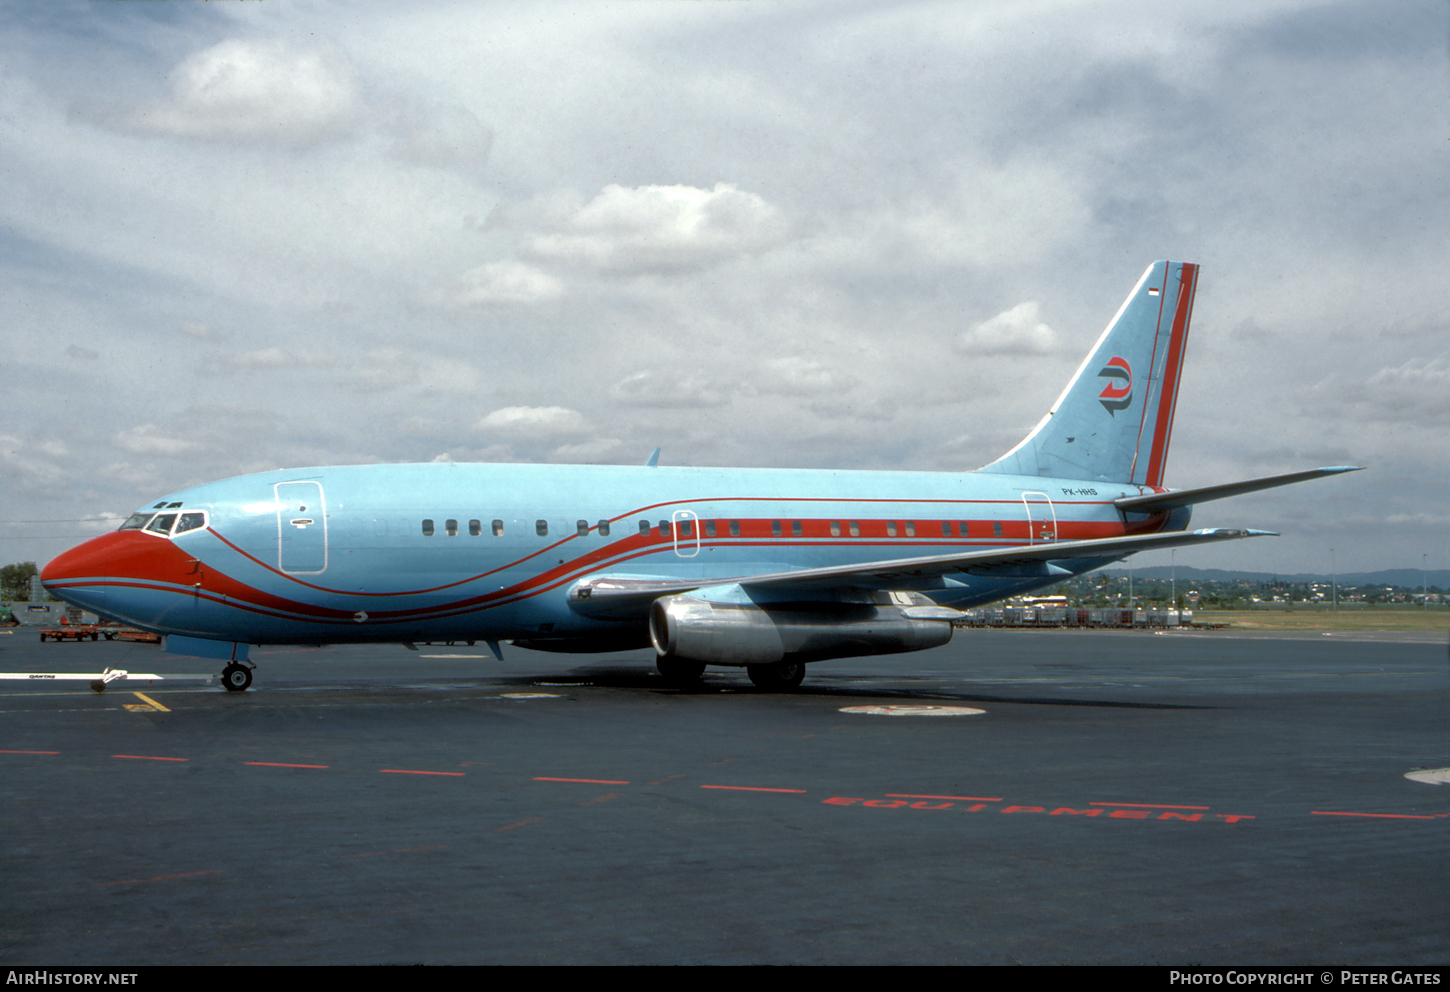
left=978, top=260, right=1198, bottom=485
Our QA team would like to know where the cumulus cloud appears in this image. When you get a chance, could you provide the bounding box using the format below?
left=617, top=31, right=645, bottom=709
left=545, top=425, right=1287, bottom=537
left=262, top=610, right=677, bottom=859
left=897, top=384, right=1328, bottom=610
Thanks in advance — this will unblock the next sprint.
left=227, top=348, right=327, bottom=369
left=757, top=357, right=844, bottom=396
left=114, top=425, right=202, bottom=456
left=958, top=301, right=1057, bottom=355
left=454, top=261, right=562, bottom=304
left=551, top=438, right=624, bottom=463
left=609, top=370, right=729, bottom=408
left=120, top=40, right=361, bottom=145
left=525, top=182, right=788, bottom=272
left=474, top=406, right=590, bottom=438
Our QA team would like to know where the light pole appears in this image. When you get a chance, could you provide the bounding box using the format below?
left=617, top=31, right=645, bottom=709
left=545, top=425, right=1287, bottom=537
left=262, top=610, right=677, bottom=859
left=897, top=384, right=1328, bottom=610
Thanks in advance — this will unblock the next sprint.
left=1330, top=548, right=1337, bottom=612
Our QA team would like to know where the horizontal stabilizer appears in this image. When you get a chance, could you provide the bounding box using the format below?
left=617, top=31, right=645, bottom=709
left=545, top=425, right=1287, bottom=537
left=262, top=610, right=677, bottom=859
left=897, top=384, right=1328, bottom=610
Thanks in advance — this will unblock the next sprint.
left=1114, top=466, right=1363, bottom=513
left=570, top=528, right=1271, bottom=619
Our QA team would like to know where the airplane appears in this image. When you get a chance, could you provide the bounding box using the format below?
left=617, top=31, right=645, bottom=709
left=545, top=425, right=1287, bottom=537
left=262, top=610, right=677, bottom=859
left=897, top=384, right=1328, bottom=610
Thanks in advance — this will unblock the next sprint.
left=40, top=261, right=1360, bottom=693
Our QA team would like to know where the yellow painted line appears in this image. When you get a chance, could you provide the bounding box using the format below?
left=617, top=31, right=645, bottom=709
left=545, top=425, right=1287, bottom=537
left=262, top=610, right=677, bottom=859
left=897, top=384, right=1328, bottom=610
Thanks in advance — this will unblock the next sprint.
left=131, top=692, right=170, bottom=712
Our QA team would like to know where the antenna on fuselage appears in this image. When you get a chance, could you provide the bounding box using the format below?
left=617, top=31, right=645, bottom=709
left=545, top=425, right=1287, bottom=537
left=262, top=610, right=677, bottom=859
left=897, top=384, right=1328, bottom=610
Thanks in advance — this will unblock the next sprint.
left=645, top=447, right=661, bottom=468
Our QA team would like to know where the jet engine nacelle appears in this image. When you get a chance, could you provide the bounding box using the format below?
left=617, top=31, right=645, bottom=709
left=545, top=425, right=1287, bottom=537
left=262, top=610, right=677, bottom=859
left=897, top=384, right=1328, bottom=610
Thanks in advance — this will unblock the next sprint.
left=648, top=593, right=954, bottom=667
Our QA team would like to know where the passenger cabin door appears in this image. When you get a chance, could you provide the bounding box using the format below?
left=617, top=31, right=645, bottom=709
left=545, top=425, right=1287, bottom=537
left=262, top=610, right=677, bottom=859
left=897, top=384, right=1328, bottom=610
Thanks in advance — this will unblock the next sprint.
left=672, top=510, right=700, bottom=558
left=1022, top=491, right=1057, bottom=545
left=276, top=481, right=328, bottom=573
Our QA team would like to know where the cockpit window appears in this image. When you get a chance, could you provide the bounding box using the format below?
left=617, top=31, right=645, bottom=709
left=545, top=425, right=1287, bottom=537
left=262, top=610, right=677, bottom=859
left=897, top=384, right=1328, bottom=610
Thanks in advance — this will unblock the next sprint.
left=119, top=514, right=153, bottom=531
left=174, top=512, right=207, bottom=535
left=145, top=513, right=178, bottom=535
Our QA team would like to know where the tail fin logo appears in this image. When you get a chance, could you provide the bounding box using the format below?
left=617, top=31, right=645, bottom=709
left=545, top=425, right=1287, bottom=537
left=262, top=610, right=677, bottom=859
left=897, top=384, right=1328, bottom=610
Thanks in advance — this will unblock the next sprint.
left=1097, top=357, right=1132, bottom=416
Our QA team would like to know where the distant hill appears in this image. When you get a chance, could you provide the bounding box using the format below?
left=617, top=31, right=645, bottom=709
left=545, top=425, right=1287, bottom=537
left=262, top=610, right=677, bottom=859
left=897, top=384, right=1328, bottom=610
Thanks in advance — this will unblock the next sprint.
left=1101, top=566, right=1450, bottom=589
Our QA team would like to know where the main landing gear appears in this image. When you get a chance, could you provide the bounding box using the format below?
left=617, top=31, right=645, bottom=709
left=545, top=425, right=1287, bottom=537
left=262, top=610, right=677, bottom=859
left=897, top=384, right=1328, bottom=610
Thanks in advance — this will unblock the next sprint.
left=656, top=656, right=705, bottom=688
left=221, top=663, right=254, bottom=692
left=746, top=660, right=806, bottom=691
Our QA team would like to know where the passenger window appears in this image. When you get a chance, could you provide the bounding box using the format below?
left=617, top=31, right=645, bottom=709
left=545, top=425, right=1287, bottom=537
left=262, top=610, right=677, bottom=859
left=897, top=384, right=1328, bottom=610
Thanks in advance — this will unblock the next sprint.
left=536, top=520, right=549, bottom=537
left=119, top=513, right=152, bottom=531
left=791, top=521, right=802, bottom=537
left=639, top=520, right=651, bottom=536
left=577, top=520, right=590, bottom=537
left=771, top=521, right=782, bottom=537
left=469, top=519, right=481, bottom=537
left=492, top=520, right=504, bottom=537
left=905, top=522, right=915, bottom=537
left=729, top=520, right=740, bottom=537
left=941, top=521, right=951, bottom=537
left=958, top=521, right=969, bottom=537
left=705, top=520, right=716, bottom=538
left=993, top=521, right=1003, bottom=537
left=886, top=522, right=897, bottom=537
left=422, top=519, right=435, bottom=537
left=849, top=521, right=860, bottom=537
left=680, top=520, right=693, bottom=537
left=446, top=519, right=458, bottom=537
left=598, top=520, right=611, bottom=537
left=659, top=520, right=670, bottom=536
left=175, top=512, right=206, bottom=535
left=830, top=521, right=841, bottom=537
left=146, top=513, right=178, bottom=535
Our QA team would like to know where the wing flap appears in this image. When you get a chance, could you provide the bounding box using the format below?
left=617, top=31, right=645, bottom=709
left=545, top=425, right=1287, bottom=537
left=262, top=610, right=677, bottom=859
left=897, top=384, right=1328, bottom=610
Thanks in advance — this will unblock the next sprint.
left=568, top=527, right=1271, bottom=619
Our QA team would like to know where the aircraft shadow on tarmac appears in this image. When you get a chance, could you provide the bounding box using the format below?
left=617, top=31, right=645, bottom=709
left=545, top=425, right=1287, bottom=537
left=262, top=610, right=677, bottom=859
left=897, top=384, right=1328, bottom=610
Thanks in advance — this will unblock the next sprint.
left=508, top=665, right=1211, bottom=710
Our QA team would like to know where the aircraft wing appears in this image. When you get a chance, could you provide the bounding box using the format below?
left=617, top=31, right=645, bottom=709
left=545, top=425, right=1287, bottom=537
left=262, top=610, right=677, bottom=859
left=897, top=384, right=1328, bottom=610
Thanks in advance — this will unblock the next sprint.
left=1114, top=466, right=1363, bottom=513
left=569, top=527, right=1270, bottom=619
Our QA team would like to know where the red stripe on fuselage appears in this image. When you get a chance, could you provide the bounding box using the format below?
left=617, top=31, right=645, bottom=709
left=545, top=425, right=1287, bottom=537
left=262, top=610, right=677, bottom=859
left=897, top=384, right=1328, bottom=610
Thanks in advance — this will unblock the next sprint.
left=45, top=508, right=1170, bottom=630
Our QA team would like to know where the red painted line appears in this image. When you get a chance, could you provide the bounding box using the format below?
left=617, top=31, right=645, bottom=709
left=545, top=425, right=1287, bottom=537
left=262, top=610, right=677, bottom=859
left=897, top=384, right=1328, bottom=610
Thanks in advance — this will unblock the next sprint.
left=700, top=784, right=807, bottom=794
left=380, top=768, right=465, bottom=777
left=113, top=754, right=188, bottom=762
left=1089, top=802, right=1210, bottom=810
left=886, top=793, right=1002, bottom=802
left=496, top=817, right=543, bottom=832
left=245, top=761, right=329, bottom=769
left=1311, top=810, right=1441, bottom=820
left=98, top=870, right=222, bottom=887
left=534, top=776, right=630, bottom=784
left=0, top=750, right=59, bottom=755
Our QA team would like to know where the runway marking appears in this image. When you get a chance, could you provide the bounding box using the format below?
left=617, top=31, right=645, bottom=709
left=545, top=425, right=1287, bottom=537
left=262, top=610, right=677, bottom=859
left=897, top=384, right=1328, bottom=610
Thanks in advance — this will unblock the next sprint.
left=97, top=870, right=222, bottom=887
left=535, top=776, right=629, bottom=784
left=1404, top=768, right=1450, bottom=785
left=824, top=794, right=1256, bottom=823
left=700, top=784, right=807, bottom=793
left=130, top=692, right=169, bottom=712
left=0, top=749, right=59, bottom=754
left=496, top=817, right=543, bottom=832
left=380, top=768, right=465, bottom=777
left=246, top=761, right=330, bottom=769
left=113, top=754, right=188, bottom=762
left=501, top=692, right=560, bottom=699
left=580, top=793, right=622, bottom=806
left=840, top=704, right=986, bottom=716
left=420, top=654, right=488, bottom=658
left=344, top=845, right=448, bottom=858
left=1311, top=810, right=1448, bottom=820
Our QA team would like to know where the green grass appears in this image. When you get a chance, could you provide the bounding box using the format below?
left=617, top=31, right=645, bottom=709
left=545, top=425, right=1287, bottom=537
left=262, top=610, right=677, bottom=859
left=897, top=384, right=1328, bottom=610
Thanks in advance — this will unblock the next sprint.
left=1193, top=608, right=1450, bottom=632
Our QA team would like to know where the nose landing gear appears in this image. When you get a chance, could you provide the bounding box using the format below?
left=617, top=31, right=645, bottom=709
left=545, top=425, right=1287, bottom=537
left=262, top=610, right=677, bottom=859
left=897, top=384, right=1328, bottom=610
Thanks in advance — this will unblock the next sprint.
left=221, top=663, right=254, bottom=692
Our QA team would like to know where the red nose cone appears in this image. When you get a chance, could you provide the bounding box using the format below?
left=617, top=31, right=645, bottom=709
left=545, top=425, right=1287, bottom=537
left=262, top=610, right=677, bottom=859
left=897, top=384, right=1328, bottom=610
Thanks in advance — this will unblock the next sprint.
left=42, top=531, right=196, bottom=593
left=42, top=533, right=122, bottom=585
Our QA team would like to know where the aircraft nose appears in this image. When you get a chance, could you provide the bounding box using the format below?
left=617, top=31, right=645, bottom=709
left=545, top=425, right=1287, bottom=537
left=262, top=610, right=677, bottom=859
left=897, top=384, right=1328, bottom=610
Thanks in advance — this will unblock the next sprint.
left=42, top=536, right=113, bottom=587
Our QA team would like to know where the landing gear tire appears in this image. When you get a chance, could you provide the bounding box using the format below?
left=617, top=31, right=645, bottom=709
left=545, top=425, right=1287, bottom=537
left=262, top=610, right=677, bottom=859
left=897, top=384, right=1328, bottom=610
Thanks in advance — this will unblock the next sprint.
left=221, top=664, right=253, bottom=692
left=747, top=660, right=806, bottom=691
left=656, top=656, right=706, bottom=687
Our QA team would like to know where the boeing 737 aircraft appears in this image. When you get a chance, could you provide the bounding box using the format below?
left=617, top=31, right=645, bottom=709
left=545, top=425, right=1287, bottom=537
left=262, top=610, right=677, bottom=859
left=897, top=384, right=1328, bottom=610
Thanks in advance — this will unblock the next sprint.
left=42, top=261, right=1358, bottom=691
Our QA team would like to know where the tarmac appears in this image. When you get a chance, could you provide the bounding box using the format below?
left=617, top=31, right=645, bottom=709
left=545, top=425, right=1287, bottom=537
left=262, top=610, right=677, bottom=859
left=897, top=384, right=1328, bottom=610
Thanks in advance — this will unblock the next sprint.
left=0, top=625, right=1446, bottom=965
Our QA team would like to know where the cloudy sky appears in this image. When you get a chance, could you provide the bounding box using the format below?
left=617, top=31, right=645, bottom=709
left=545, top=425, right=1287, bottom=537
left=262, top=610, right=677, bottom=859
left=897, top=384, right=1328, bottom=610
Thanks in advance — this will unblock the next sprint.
left=1, top=0, right=1445, bottom=576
